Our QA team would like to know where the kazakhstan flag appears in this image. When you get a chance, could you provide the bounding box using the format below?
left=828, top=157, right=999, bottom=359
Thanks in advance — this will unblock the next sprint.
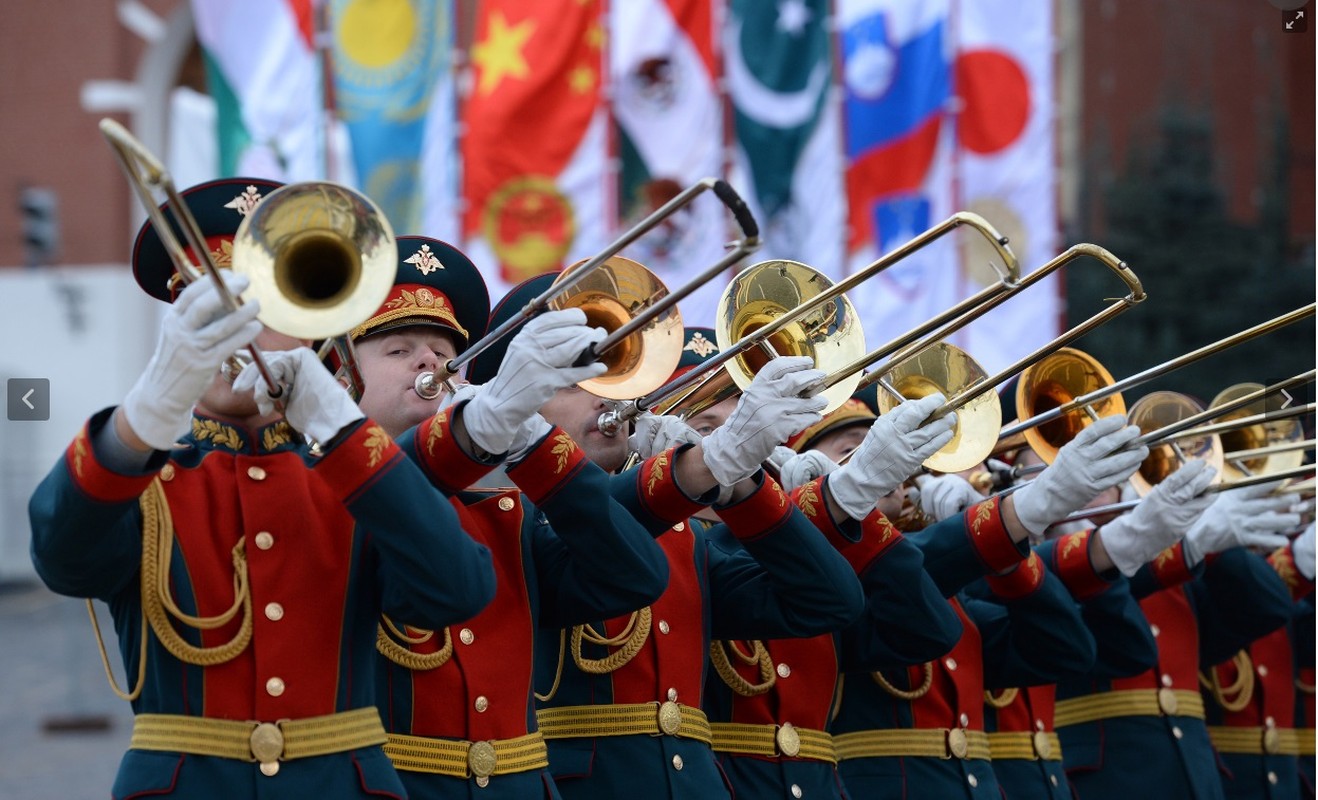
left=331, top=0, right=449, bottom=232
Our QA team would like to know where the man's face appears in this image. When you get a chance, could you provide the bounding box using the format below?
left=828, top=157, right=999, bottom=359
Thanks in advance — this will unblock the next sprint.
left=540, top=386, right=629, bottom=472
left=354, top=327, right=458, bottom=437
left=810, top=423, right=869, bottom=463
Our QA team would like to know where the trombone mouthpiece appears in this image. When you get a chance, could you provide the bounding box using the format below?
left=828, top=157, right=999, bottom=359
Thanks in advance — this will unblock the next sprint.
left=415, top=372, right=442, bottom=400
left=597, top=410, right=623, bottom=438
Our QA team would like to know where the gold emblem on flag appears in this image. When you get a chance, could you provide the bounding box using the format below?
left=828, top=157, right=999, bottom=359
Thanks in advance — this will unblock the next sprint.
left=484, top=176, right=575, bottom=285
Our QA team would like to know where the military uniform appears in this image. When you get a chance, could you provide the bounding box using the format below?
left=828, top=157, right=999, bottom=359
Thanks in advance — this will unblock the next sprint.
left=28, top=179, right=498, bottom=799
left=982, top=530, right=1160, bottom=800
left=702, top=477, right=963, bottom=800
left=1201, top=540, right=1316, bottom=800
left=531, top=452, right=864, bottom=799
left=1057, top=544, right=1294, bottom=800
left=354, top=238, right=669, bottom=799
left=830, top=492, right=1098, bottom=799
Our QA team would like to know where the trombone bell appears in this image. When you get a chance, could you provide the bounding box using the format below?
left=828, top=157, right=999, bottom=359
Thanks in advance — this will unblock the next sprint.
left=549, top=255, right=684, bottom=400
left=878, top=341, right=1003, bottom=474
left=233, top=182, right=396, bottom=340
left=1128, top=391, right=1225, bottom=496
left=715, top=260, right=867, bottom=413
left=1210, top=382, right=1306, bottom=482
left=1016, top=347, right=1125, bottom=463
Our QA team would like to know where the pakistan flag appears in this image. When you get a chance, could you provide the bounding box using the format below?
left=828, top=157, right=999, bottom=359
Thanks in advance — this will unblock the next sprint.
left=726, top=0, right=845, bottom=278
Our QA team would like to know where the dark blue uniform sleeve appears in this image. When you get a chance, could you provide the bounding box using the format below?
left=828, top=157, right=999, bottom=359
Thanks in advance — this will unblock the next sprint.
left=1035, top=535, right=1158, bottom=679
left=965, top=570, right=1098, bottom=689
left=314, top=419, right=497, bottom=630
left=29, top=409, right=162, bottom=600
left=837, top=535, right=963, bottom=670
left=1188, top=546, right=1294, bottom=667
left=704, top=475, right=864, bottom=640
left=509, top=433, right=669, bottom=629
left=902, top=496, right=1030, bottom=597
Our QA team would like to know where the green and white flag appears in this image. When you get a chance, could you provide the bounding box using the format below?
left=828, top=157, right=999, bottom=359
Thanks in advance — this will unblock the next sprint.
left=725, top=0, right=845, bottom=280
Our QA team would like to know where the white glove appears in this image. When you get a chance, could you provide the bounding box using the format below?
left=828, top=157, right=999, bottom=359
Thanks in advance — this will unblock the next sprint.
left=122, top=273, right=263, bottom=451
left=779, top=450, right=839, bottom=492
left=1294, top=523, right=1316, bottom=580
left=463, top=309, right=607, bottom=454
left=232, top=347, right=364, bottom=444
left=1011, top=415, right=1148, bottom=536
left=826, top=394, right=958, bottom=522
left=916, top=473, right=984, bottom=522
left=445, top=382, right=552, bottom=463
left=628, top=412, right=701, bottom=459
left=766, top=445, right=799, bottom=474
left=1096, top=459, right=1217, bottom=576
left=1183, top=481, right=1303, bottom=566
left=701, top=356, right=827, bottom=486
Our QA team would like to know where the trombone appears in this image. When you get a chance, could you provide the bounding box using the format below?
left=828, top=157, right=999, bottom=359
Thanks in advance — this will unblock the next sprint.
left=597, top=212, right=1020, bottom=435
left=413, top=178, right=761, bottom=401
left=100, top=119, right=395, bottom=400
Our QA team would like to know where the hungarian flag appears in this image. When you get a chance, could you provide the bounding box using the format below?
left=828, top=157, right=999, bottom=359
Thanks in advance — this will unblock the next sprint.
left=726, top=0, right=846, bottom=281
left=955, top=1, right=1060, bottom=374
left=461, top=0, right=609, bottom=299
left=611, top=0, right=728, bottom=326
left=329, top=0, right=452, bottom=233
left=192, top=0, right=324, bottom=181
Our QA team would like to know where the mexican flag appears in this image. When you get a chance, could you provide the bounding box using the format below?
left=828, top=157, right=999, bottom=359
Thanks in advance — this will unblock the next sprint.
left=192, top=0, right=325, bottom=182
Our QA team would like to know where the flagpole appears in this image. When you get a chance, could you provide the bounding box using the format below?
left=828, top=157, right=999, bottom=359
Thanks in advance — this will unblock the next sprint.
left=315, top=0, right=337, bottom=182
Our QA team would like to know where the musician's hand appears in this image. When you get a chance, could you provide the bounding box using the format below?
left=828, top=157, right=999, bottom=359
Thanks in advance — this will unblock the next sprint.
left=1184, top=480, right=1300, bottom=565
left=629, top=412, right=701, bottom=460
left=1012, top=415, right=1147, bottom=535
left=778, top=450, right=839, bottom=492
left=1096, top=459, right=1217, bottom=576
left=121, top=273, right=262, bottom=451
left=701, top=356, right=827, bottom=486
left=825, top=394, right=957, bottom=522
left=1294, top=523, right=1315, bottom=580
left=233, top=347, right=363, bottom=443
left=916, top=473, right=983, bottom=523
left=463, top=309, right=606, bottom=454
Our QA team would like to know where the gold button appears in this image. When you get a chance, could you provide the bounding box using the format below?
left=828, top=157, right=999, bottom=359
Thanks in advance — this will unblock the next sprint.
left=1265, top=716, right=1277, bottom=729
left=497, top=497, right=515, bottom=511
left=255, top=532, right=274, bottom=550
left=1161, top=674, right=1173, bottom=687
left=460, top=628, right=475, bottom=645
left=667, top=688, right=678, bottom=702
left=673, top=522, right=685, bottom=531
left=160, top=464, right=176, bottom=482
left=475, top=696, right=489, bottom=713
left=1050, top=775, right=1059, bottom=787
left=1150, top=624, right=1160, bottom=637
left=260, top=762, right=279, bottom=777
left=476, top=776, right=490, bottom=788
left=959, top=713, right=970, bottom=727
left=1035, top=719, right=1045, bottom=731
left=1264, top=727, right=1282, bottom=754
left=777, top=663, right=791, bottom=678
left=248, top=466, right=267, bottom=481
left=265, top=677, right=285, bottom=697
left=1258, top=664, right=1269, bottom=677
left=671, top=755, right=683, bottom=770
left=967, top=773, right=978, bottom=788
left=1268, top=771, right=1279, bottom=785
left=948, top=728, right=969, bottom=759
left=945, top=658, right=958, bottom=671
left=1033, top=731, right=1052, bottom=759
left=1172, top=726, right=1184, bottom=740
left=468, top=740, right=496, bottom=778
left=1158, top=687, right=1179, bottom=715
left=658, top=620, right=670, bottom=635
left=791, top=784, right=803, bottom=798
left=264, top=602, right=284, bottom=621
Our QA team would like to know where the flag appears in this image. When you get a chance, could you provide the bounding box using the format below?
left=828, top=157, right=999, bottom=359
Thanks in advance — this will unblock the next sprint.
left=725, top=0, right=846, bottom=282
left=954, top=1, right=1059, bottom=374
left=192, top=0, right=324, bottom=182
left=611, top=0, right=728, bottom=326
left=838, top=0, right=961, bottom=359
left=329, top=0, right=451, bottom=233
left=460, top=0, right=609, bottom=301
